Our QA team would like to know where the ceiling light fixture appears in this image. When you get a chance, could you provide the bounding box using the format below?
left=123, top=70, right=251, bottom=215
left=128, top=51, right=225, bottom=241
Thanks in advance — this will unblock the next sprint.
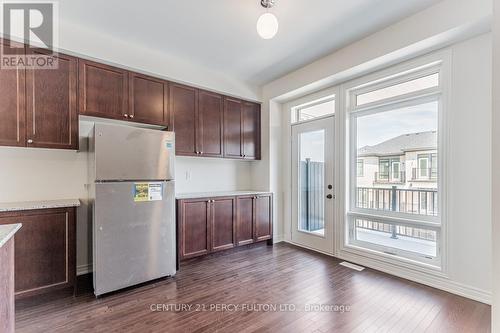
left=257, top=0, right=278, bottom=40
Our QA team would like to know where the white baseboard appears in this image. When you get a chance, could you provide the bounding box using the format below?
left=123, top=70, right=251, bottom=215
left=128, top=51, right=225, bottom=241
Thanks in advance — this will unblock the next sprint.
left=77, top=263, right=93, bottom=276
left=272, top=234, right=285, bottom=243
left=283, top=240, right=491, bottom=305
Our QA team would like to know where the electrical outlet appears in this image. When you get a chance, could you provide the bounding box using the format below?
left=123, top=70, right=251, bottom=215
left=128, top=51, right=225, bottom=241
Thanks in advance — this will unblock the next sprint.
left=185, top=171, right=191, bottom=181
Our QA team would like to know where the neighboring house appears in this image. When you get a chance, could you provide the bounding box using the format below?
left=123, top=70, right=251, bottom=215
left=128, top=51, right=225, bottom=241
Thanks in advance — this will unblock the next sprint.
left=357, top=131, right=437, bottom=190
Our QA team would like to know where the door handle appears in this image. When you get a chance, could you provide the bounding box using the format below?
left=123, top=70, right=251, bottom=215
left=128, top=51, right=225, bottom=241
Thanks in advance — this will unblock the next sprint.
left=326, top=194, right=333, bottom=199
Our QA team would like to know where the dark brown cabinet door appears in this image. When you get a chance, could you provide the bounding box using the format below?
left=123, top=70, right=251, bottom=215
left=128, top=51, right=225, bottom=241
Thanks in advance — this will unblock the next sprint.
left=211, top=197, right=236, bottom=252
left=198, top=90, right=223, bottom=157
left=242, top=102, right=260, bottom=159
left=78, top=60, right=128, bottom=120
left=0, top=39, right=25, bottom=147
left=129, top=72, right=168, bottom=126
left=170, top=84, right=198, bottom=155
left=255, top=195, right=273, bottom=241
left=236, top=196, right=255, bottom=246
left=0, top=208, right=76, bottom=298
left=178, top=199, right=210, bottom=259
left=223, top=97, right=243, bottom=158
left=26, top=51, right=78, bottom=149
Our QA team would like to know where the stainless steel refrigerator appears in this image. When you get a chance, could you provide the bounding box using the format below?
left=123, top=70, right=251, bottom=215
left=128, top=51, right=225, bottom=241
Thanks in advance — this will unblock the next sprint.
left=88, top=123, right=176, bottom=296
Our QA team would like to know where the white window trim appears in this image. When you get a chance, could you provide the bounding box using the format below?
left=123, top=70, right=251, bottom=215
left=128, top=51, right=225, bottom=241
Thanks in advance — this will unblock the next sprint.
left=339, top=50, right=451, bottom=275
left=291, top=89, right=336, bottom=125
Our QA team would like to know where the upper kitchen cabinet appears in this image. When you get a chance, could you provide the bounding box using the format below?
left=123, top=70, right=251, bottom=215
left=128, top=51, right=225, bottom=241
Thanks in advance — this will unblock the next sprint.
left=170, top=83, right=198, bottom=156
left=0, top=39, right=77, bottom=150
left=223, top=97, right=243, bottom=158
left=0, top=39, right=25, bottom=147
left=223, top=97, right=261, bottom=160
left=128, top=72, right=169, bottom=127
left=78, top=59, right=129, bottom=120
left=242, top=101, right=261, bottom=160
left=26, top=50, right=78, bottom=150
left=198, top=90, right=223, bottom=157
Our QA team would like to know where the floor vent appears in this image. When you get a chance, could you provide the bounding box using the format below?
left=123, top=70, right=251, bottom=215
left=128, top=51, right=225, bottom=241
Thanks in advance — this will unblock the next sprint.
left=339, top=261, right=365, bottom=271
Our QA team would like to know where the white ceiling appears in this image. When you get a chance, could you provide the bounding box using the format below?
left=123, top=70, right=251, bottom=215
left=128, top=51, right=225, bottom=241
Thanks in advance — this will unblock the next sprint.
left=59, top=0, right=441, bottom=86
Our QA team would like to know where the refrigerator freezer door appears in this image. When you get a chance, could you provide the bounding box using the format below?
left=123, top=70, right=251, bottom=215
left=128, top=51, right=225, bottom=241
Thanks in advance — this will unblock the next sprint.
left=93, top=181, right=176, bottom=296
left=93, top=123, right=175, bottom=181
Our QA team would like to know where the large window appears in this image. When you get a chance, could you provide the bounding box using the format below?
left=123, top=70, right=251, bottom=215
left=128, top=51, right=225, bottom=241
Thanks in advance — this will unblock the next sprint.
left=347, top=63, right=443, bottom=267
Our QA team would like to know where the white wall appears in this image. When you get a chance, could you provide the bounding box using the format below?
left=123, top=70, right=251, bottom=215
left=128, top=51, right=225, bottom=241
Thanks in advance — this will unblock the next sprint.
left=446, top=33, right=492, bottom=295
left=260, top=0, right=493, bottom=303
left=175, top=157, right=254, bottom=193
left=492, top=0, right=500, bottom=329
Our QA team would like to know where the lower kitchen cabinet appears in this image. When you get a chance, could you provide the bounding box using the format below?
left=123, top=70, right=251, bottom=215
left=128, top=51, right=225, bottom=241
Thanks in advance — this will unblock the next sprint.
left=0, top=207, right=76, bottom=298
left=211, top=197, right=236, bottom=252
left=177, top=199, right=211, bottom=259
left=177, top=193, right=272, bottom=260
left=236, top=196, right=254, bottom=246
left=255, top=194, right=273, bottom=241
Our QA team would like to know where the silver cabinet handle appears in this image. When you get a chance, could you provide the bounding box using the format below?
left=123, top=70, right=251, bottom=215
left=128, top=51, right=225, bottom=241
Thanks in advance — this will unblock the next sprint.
left=124, top=114, right=129, bottom=118
left=129, top=114, right=134, bottom=119
left=27, top=139, right=33, bottom=144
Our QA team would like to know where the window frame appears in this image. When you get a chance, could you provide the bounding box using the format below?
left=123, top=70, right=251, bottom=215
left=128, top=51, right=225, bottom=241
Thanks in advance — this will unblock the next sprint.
left=418, top=155, right=430, bottom=178
left=291, top=95, right=336, bottom=125
left=357, top=159, right=364, bottom=177
left=392, top=161, right=401, bottom=181
left=343, top=56, right=449, bottom=271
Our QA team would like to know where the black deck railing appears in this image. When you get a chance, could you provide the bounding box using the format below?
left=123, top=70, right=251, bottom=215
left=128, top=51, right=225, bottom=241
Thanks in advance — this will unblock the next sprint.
left=356, top=186, right=438, bottom=216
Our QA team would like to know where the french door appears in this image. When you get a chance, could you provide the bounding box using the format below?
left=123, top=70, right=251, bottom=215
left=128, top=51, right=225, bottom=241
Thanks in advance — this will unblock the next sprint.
left=291, top=116, right=335, bottom=254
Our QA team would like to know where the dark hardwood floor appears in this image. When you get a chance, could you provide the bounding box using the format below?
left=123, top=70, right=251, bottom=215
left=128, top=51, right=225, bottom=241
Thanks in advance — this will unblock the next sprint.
left=15, top=243, right=490, bottom=332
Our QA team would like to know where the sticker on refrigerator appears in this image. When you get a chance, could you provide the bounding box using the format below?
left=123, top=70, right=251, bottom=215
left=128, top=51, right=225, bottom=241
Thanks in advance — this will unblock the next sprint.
left=133, top=183, right=163, bottom=202
left=148, top=183, right=163, bottom=201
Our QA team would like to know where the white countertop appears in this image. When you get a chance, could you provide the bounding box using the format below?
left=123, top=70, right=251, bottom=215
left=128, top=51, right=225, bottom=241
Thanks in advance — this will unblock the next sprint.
left=176, top=191, right=271, bottom=199
left=0, top=199, right=81, bottom=212
left=0, top=224, right=22, bottom=248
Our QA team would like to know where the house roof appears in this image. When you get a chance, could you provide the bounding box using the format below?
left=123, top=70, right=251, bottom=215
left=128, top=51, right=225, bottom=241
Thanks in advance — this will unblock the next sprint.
left=358, top=131, right=437, bottom=157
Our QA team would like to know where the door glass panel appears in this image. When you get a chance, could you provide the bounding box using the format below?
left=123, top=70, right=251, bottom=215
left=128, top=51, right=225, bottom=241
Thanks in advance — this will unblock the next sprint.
left=299, top=130, right=325, bottom=236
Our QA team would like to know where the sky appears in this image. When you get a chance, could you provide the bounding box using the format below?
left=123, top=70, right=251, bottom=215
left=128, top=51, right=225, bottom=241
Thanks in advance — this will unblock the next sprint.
left=357, top=101, right=438, bottom=148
